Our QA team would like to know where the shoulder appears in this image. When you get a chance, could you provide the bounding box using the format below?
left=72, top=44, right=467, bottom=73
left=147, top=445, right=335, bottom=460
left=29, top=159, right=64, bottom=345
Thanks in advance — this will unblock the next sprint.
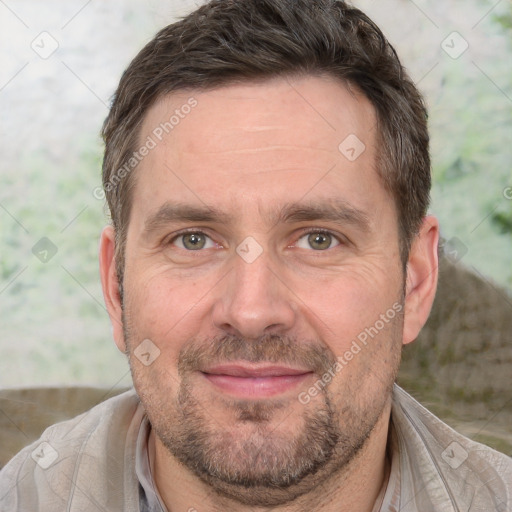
left=391, top=384, right=512, bottom=511
left=0, top=389, right=143, bottom=512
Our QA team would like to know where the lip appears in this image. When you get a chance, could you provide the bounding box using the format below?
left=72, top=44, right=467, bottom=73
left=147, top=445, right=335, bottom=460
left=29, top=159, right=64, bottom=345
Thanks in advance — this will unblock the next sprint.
left=203, top=364, right=311, bottom=377
left=201, top=363, right=313, bottom=398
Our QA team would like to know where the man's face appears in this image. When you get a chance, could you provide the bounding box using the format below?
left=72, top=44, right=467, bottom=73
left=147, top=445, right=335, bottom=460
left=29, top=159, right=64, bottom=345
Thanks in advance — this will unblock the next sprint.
left=113, top=76, right=407, bottom=504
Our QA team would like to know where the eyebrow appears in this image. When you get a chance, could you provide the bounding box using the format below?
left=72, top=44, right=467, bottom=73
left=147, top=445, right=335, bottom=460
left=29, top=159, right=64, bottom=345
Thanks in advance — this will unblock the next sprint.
left=143, top=203, right=230, bottom=236
left=272, top=199, right=371, bottom=232
left=142, top=199, right=371, bottom=237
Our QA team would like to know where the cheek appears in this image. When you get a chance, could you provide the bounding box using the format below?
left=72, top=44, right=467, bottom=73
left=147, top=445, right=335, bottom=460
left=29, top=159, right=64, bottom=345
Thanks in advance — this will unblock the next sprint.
left=296, top=265, right=402, bottom=349
left=122, top=269, right=208, bottom=363
left=126, top=264, right=207, bottom=323
left=294, top=267, right=404, bottom=395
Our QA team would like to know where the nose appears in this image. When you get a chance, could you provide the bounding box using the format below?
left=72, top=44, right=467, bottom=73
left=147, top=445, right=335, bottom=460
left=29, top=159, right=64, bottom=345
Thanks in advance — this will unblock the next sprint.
left=211, top=248, right=297, bottom=340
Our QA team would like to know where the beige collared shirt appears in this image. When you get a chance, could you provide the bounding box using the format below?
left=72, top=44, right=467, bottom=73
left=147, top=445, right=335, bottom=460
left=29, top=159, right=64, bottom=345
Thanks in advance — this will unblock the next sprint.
left=1, top=385, right=511, bottom=511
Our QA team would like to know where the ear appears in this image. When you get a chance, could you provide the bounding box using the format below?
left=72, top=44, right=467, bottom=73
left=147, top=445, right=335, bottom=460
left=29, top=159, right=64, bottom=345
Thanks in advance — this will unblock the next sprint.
left=402, top=215, right=439, bottom=345
left=99, top=225, right=126, bottom=353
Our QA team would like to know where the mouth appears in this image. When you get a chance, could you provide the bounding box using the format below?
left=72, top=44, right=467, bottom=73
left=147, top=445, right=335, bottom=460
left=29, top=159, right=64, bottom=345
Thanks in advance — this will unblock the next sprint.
left=200, top=363, right=314, bottom=399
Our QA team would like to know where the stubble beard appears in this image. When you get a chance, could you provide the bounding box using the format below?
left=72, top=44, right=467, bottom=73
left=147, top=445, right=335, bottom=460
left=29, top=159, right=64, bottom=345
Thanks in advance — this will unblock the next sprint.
left=123, top=320, right=401, bottom=507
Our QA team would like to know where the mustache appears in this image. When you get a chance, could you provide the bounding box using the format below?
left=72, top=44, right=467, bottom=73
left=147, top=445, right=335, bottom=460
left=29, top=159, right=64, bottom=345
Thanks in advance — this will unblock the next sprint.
left=178, top=333, right=337, bottom=377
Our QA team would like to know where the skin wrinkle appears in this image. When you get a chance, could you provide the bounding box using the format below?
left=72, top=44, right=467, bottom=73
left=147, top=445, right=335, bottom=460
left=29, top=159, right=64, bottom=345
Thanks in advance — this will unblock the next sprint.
left=242, top=125, right=289, bottom=131
left=180, top=146, right=337, bottom=154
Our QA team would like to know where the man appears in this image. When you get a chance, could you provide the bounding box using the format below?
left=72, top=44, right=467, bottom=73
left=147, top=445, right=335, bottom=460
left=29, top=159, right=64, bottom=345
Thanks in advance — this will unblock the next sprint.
left=1, top=0, right=510, bottom=510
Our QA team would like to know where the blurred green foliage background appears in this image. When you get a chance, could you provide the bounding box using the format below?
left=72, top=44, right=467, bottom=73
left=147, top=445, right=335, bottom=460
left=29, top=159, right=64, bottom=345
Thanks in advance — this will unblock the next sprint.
left=0, top=0, right=511, bottom=389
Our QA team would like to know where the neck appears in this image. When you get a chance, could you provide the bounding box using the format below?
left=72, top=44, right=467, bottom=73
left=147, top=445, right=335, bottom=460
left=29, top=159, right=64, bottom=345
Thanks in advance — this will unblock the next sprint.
left=150, top=400, right=392, bottom=512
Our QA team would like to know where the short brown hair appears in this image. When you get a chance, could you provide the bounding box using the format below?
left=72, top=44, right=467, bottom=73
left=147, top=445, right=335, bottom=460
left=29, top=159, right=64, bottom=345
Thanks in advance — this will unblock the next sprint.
left=102, top=0, right=430, bottom=290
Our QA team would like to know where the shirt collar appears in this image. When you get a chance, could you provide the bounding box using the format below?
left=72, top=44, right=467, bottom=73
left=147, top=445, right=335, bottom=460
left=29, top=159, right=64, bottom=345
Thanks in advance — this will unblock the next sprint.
left=135, top=414, right=167, bottom=512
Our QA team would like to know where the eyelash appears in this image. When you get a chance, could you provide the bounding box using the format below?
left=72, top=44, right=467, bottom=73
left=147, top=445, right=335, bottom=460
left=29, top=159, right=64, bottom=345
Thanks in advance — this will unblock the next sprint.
left=168, top=228, right=345, bottom=250
left=300, top=228, right=341, bottom=240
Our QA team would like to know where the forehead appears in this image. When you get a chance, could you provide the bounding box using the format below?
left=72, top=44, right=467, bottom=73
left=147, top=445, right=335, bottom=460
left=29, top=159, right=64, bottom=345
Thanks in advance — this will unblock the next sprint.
left=132, top=75, right=383, bottom=224
left=141, top=75, right=375, bottom=154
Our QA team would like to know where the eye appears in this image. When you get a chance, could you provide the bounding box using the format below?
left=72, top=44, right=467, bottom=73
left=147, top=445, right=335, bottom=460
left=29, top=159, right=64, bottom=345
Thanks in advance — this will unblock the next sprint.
left=171, top=232, right=216, bottom=250
left=296, top=231, right=340, bottom=250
